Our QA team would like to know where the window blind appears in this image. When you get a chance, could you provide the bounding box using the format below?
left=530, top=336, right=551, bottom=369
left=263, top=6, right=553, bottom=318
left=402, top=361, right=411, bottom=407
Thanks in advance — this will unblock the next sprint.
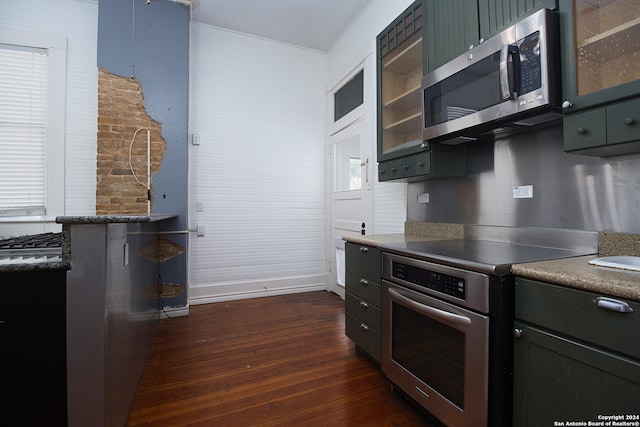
left=0, top=43, right=48, bottom=216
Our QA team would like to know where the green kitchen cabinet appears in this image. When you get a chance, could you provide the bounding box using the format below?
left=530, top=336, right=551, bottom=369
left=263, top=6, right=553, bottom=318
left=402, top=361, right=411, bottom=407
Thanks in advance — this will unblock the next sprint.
left=376, top=0, right=465, bottom=180
left=513, top=278, right=640, bottom=425
left=560, top=0, right=640, bottom=156
left=425, top=0, right=557, bottom=73
left=344, top=242, right=382, bottom=363
left=378, top=145, right=465, bottom=182
left=377, top=0, right=425, bottom=163
left=478, top=0, right=557, bottom=41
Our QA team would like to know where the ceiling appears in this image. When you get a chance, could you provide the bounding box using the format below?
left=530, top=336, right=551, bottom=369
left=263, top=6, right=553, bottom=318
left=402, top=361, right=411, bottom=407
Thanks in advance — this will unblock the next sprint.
left=189, top=0, right=375, bottom=52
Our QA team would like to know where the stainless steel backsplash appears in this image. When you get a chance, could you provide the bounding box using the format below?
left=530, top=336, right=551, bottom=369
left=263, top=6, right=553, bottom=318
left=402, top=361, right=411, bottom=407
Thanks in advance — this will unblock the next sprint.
left=407, top=125, right=640, bottom=233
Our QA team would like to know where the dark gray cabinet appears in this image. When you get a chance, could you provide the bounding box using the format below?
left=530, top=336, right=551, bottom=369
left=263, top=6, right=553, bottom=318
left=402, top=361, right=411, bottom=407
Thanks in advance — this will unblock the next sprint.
left=560, top=0, right=640, bottom=156
left=513, top=278, right=640, bottom=425
left=344, top=242, right=382, bottom=363
left=378, top=145, right=465, bottom=182
left=0, top=270, right=68, bottom=426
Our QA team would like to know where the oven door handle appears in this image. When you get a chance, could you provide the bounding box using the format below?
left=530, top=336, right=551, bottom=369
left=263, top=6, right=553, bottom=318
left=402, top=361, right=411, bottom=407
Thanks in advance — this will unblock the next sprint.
left=388, top=288, right=472, bottom=326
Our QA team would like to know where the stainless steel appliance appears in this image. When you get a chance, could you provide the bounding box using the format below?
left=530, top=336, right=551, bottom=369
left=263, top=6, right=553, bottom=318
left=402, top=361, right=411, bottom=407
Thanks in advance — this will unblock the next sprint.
left=380, top=230, right=597, bottom=427
left=422, top=8, right=560, bottom=145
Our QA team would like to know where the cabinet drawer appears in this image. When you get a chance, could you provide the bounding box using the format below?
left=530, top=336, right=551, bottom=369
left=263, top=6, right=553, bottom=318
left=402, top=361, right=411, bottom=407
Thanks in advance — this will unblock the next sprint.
left=413, top=152, right=431, bottom=176
left=345, top=243, right=380, bottom=282
left=378, top=158, right=414, bottom=181
left=607, top=98, right=640, bottom=145
left=345, top=272, right=381, bottom=307
left=515, top=278, right=640, bottom=359
left=563, top=108, right=606, bottom=151
left=345, top=313, right=381, bottom=362
left=345, top=292, right=381, bottom=331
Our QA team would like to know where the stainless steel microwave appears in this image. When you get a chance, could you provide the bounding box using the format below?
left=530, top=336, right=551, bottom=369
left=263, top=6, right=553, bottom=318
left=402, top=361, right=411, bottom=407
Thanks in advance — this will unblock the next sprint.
left=422, top=8, right=561, bottom=145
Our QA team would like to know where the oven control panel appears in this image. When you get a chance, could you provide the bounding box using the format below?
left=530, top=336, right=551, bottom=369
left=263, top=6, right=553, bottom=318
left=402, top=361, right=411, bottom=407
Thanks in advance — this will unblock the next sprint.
left=392, top=261, right=465, bottom=300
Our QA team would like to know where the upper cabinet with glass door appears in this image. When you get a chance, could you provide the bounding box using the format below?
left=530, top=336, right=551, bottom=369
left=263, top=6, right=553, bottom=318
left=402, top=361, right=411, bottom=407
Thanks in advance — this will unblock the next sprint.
left=377, top=0, right=425, bottom=162
left=561, top=0, right=640, bottom=156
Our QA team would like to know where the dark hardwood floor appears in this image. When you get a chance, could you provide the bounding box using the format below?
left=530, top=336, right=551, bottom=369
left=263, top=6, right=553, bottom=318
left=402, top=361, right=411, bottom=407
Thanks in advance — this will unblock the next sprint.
left=127, top=290, right=432, bottom=426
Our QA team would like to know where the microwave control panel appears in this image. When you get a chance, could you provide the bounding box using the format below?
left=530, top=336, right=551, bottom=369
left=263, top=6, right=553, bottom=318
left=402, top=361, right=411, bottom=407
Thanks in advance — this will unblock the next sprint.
left=517, top=31, right=542, bottom=95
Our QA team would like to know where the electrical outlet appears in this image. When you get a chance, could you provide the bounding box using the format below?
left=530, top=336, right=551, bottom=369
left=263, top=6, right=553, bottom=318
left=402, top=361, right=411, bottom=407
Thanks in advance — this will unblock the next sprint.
left=196, top=225, right=205, bottom=236
left=196, top=201, right=205, bottom=212
left=513, top=185, right=533, bottom=199
left=191, top=133, right=200, bottom=145
left=418, top=193, right=430, bottom=203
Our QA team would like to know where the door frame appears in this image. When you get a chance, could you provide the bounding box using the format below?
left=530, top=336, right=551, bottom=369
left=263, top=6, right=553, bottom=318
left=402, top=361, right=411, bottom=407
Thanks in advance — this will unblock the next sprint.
left=325, top=49, right=375, bottom=297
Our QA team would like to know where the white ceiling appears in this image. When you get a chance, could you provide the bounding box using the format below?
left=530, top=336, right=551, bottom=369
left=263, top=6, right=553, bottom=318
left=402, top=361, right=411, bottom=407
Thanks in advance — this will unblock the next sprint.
left=189, top=0, right=375, bottom=52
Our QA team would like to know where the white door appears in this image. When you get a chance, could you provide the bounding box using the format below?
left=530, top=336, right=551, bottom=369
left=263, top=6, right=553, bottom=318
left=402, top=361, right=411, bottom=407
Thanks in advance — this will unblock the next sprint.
left=327, top=117, right=373, bottom=297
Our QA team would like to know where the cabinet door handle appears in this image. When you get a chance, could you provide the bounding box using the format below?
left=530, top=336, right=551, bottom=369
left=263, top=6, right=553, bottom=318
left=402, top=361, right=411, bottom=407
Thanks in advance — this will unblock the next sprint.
left=391, top=167, right=397, bottom=172
left=624, top=117, right=634, bottom=125
left=594, top=297, right=634, bottom=313
left=577, top=127, right=585, bottom=135
left=403, top=164, right=410, bottom=170
left=513, top=328, right=524, bottom=338
left=417, top=162, right=425, bottom=167
left=359, top=301, right=369, bottom=309
left=359, top=279, right=369, bottom=286
left=359, top=246, right=368, bottom=253
left=360, top=323, right=369, bottom=332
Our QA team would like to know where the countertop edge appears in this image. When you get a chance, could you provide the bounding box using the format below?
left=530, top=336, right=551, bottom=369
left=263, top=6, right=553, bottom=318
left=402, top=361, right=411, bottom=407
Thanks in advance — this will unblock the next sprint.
left=0, top=261, right=70, bottom=272
left=512, top=255, right=640, bottom=302
left=56, top=213, right=178, bottom=224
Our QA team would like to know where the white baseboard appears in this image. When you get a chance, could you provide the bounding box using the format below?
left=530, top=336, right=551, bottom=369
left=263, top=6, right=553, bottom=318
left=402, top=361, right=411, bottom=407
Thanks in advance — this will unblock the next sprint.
left=160, top=305, right=190, bottom=318
left=188, top=274, right=328, bottom=305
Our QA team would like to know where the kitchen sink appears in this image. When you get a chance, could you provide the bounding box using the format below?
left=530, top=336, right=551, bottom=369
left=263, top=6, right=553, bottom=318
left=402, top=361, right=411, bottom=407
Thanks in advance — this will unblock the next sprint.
left=589, top=256, right=640, bottom=272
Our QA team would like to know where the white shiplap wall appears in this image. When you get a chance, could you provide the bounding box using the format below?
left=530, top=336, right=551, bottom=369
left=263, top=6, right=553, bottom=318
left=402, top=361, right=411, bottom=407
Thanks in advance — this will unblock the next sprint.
left=189, top=24, right=328, bottom=303
left=0, top=0, right=98, bottom=237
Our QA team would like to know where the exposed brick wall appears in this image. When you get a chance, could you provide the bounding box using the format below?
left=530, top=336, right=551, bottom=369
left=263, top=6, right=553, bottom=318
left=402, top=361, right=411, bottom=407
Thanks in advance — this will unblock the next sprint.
left=96, top=69, right=166, bottom=215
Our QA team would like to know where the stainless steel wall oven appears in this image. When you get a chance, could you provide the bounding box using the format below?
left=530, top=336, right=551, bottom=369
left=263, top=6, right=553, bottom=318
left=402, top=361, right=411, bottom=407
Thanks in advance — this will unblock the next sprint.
left=381, top=251, right=514, bottom=427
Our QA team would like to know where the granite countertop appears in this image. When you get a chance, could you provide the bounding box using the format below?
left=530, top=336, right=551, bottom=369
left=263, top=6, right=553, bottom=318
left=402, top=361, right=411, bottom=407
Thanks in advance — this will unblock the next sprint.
left=343, top=222, right=465, bottom=247
left=0, top=260, right=70, bottom=273
left=56, top=213, right=178, bottom=224
left=512, top=255, right=640, bottom=302
left=513, top=231, right=640, bottom=301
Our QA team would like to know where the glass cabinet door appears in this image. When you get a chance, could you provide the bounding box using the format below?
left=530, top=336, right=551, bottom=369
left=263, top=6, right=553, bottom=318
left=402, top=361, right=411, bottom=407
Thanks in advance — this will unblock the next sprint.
left=377, top=1, right=424, bottom=161
left=571, top=0, right=640, bottom=98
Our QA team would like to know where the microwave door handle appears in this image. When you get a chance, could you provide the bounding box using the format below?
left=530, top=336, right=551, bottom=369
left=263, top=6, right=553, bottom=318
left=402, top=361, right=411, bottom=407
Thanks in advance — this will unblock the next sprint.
left=499, top=44, right=519, bottom=100
left=388, top=287, right=472, bottom=326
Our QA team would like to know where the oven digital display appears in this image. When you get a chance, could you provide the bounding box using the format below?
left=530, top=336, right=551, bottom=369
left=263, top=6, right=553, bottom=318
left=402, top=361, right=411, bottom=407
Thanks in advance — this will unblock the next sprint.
left=392, top=261, right=465, bottom=300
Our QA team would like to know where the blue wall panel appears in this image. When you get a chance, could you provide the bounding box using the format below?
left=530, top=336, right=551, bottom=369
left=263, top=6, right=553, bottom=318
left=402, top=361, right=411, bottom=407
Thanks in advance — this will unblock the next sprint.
left=98, top=0, right=189, bottom=307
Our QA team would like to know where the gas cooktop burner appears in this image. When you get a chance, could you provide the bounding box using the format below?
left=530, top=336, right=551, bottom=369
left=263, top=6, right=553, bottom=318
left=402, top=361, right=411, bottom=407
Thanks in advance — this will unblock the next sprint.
left=380, top=239, right=595, bottom=275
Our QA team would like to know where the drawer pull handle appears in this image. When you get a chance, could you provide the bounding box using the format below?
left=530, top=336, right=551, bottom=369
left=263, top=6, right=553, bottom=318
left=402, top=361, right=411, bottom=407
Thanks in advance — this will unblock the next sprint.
left=359, top=279, right=369, bottom=286
left=594, top=297, right=634, bottom=313
left=624, top=117, right=634, bottom=125
left=577, top=127, right=585, bottom=135
left=359, top=246, right=369, bottom=253
left=360, top=323, right=369, bottom=332
left=417, top=162, right=425, bottom=167
left=513, top=328, right=523, bottom=338
left=415, top=386, right=430, bottom=399
left=359, top=301, right=369, bottom=309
